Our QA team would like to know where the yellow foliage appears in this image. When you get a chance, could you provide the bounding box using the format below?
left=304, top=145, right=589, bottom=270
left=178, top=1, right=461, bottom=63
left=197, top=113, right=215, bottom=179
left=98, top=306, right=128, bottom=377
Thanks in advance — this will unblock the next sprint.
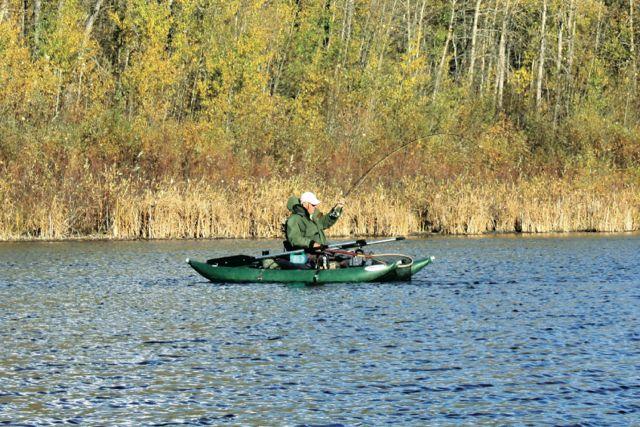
left=0, top=21, right=56, bottom=119
left=477, top=117, right=530, bottom=171
left=511, top=67, right=531, bottom=95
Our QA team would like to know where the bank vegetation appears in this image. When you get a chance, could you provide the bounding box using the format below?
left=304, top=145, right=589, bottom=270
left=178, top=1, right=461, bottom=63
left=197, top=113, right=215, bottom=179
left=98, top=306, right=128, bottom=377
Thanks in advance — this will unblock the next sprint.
left=1, top=0, right=639, bottom=239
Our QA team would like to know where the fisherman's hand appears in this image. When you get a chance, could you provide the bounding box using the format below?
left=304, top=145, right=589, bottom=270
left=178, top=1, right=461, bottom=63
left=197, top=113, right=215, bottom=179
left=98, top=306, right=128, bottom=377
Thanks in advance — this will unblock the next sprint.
left=311, top=241, right=322, bottom=249
left=329, top=199, right=345, bottom=219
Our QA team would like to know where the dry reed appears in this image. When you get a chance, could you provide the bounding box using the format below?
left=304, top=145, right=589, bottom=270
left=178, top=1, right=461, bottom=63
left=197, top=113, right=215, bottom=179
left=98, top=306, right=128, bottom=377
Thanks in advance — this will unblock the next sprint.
left=411, top=176, right=639, bottom=234
left=0, top=174, right=638, bottom=240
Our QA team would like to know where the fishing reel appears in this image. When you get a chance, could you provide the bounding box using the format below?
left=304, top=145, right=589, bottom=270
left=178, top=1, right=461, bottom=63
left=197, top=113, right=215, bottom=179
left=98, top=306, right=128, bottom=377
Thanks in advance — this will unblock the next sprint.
left=312, top=253, right=330, bottom=270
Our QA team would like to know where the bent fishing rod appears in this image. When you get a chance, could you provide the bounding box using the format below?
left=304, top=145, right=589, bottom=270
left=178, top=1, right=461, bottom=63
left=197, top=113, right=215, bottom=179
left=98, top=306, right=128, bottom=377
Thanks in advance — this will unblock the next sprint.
left=332, top=132, right=462, bottom=208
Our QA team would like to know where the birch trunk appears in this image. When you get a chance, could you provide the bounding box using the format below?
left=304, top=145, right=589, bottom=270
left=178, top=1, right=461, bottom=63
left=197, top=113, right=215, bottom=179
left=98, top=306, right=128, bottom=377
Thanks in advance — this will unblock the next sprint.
left=34, top=0, right=42, bottom=47
left=84, top=0, right=103, bottom=40
left=271, top=8, right=298, bottom=96
left=360, top=0, right=388, bottom=132
left=357, top=0, right=377, bottom=65
left=565, top=0, right=576, bottom=112
left=21, top=0, right=27, bottom=38
left=377, top=0, right=398, bottom=69
left=406, top=0, right=411, bottom=49
left=53, top=0, right=68, bottom=118
left=553, top=12, right=564, bottom=129
left=433, top=0, right=456, bottom=99
left=495, top=0, right=510, bottom=110
left=468, top=0, right=483, bottom=88
left=624, top=0, right=638, bottom=124
left=585, top=1, right=604, bottom=95
left=626, top=0, right=637, bottom=125
left=77, top=0, right=104, bottom=106
left=339, top=0, right=346, bottom=44
left=0, top=0, right=8, bottom=22
left=366, top=0, right=398, bottom=128
left=536, top=0, right=547, bottom=111
left=453, top=32, right=459, bottom=75
left=481, top=1, right=500, bottom=96
left=331, top=0, right=354, bottom=131
left=415, top=0, right=427, bottom=58
left=342, top=0, right=354, bottom=67
left=631, top=0, right=637, bottom=81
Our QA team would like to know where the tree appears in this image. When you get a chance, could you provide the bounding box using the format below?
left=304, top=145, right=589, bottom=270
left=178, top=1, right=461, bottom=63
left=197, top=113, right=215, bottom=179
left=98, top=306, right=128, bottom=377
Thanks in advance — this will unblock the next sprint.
left=536, top=0, right=547, bottom=111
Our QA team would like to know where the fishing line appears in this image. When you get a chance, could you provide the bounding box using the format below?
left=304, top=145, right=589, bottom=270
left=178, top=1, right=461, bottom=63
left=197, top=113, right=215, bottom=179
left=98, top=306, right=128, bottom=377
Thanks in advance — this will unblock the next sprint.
left=342, top=132, right=461, bottom=199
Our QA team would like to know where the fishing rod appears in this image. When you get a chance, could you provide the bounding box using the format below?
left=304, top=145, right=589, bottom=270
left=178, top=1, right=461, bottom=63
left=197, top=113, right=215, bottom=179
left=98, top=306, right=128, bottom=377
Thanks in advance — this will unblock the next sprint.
left=334, top=132, right=461, bottom=205
left=204, top=237, right=406, bottom=266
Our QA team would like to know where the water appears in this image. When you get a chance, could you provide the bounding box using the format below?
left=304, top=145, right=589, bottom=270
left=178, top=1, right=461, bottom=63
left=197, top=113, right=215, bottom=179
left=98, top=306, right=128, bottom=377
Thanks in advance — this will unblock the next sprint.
left=0, top=235, right=639, bottom=425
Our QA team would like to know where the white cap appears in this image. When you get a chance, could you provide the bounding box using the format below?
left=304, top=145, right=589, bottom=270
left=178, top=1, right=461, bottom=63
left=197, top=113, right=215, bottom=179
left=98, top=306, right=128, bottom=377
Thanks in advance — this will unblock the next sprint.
left=300, top=191, right=320, bottom=205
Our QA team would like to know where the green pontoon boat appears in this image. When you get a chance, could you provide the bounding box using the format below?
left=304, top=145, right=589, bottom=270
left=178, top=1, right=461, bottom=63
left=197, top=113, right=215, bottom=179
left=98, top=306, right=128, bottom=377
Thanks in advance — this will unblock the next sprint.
left=186, top=237, right=434, bottom=284
left=187, top=257, right=433, bottom=284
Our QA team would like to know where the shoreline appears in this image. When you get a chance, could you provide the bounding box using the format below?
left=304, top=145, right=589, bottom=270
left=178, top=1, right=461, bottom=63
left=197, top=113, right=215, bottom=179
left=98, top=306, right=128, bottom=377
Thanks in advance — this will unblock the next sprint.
left=2, top=229, right=639, bottom=244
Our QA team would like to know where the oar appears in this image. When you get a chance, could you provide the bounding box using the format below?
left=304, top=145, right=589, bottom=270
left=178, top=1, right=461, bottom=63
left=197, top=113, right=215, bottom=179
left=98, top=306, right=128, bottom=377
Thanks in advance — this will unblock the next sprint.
left=206, top=237, right=406, bottom=267
left=327, top=236, right=405, bottom=250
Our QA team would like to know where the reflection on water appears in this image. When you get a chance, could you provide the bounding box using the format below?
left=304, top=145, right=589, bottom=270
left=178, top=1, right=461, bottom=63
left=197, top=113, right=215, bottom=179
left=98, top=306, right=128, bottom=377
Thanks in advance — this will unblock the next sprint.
left=0, top=235, right=639, bottom=425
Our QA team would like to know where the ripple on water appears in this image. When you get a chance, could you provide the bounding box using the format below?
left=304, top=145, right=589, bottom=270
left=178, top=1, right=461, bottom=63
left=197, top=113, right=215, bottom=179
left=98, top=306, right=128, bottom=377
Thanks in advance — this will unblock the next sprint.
left=0, top=236, right=639, bottom=424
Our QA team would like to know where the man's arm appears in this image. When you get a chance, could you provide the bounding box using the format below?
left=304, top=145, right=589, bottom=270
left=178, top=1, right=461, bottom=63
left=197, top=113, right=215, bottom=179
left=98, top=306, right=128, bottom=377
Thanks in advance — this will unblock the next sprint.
left=316, top=205, right=343, bottom=230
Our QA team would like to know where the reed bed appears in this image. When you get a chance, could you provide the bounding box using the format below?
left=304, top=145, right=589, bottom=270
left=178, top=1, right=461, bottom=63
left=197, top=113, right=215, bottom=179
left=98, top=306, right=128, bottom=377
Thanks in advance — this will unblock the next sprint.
left=413, top=177, right=640, bottom=234
left=109, top=180, right=418, bottom=239
left=0, top=175, right=638, bottom=240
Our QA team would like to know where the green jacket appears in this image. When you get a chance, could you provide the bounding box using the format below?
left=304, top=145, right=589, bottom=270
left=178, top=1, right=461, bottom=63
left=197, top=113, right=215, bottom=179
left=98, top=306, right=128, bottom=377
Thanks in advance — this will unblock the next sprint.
left=285, top=196, right=342, bottom=250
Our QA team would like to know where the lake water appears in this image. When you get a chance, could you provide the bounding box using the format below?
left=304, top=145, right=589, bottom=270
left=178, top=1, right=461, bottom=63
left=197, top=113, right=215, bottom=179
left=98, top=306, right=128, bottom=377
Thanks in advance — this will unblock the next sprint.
left=0, top=235, right=639, bottom=425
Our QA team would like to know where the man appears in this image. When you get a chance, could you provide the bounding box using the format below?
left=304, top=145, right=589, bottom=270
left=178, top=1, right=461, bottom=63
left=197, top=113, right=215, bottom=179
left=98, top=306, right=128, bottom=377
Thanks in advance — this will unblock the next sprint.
left=285, top=192, right=344, bottom=251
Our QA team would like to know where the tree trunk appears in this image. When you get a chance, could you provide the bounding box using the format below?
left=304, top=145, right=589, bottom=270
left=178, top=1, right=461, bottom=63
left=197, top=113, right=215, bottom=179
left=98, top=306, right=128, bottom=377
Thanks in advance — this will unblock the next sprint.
left=565, top=0, right=576, bottom=112
left=53, top=0, right=68, bottom=119
left=495, top=0, right=510, bottom=110
left=414, top=0, right=427, bottom=58
left=330, top=0, right=354, bottom=132
left=270, top=8, right=298, bottom=96
left=433, top=0, right=456, bottom=99
left=21, top=0, right=27, bottom=38
left=357, top=0, right=377, bottom=65
left=630, top=0, right=637, bottom=80
left=584, top=1, right=604, bottom=97
left=84, top=0, right=103, bottom=39
left=339, top=0, right=346, bottom=43
left=54, top=69, right=63, bottom=119
left=481, top=0, right=500, bottom=96
left=452, top=32, right=459, bottom=76
left=626, top=0, right=637, bottom=125
left=536, top=0, right=547, bottom=111
left=77, top=0, right=105, bottom=106
left=553, top=10, right=564, bottom=129
left=342, top=0, right=354, bottom=66
left=0, top=0, right=9, bottom=22
left=406, top=0, right=411, bottom=49
left=468, top=0, right=483, bottom=89
left=376, top=0, right=398, bottom=69
left=34, top=0, right=42, bottom=47
left=366, top=0, right=398, bottom=129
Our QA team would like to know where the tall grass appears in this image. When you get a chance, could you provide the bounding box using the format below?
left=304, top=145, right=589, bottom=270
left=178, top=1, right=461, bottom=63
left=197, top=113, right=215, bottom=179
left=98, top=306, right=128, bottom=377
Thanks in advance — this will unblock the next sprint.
left=411, top=176, right=639, bottom=234
left=0, top=174, right=637, bottom=240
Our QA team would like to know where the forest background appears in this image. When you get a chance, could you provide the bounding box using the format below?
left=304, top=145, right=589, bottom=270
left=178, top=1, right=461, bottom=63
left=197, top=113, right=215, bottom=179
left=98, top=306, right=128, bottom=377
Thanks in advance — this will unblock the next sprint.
left=1, top=0, right=639, bottom=240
